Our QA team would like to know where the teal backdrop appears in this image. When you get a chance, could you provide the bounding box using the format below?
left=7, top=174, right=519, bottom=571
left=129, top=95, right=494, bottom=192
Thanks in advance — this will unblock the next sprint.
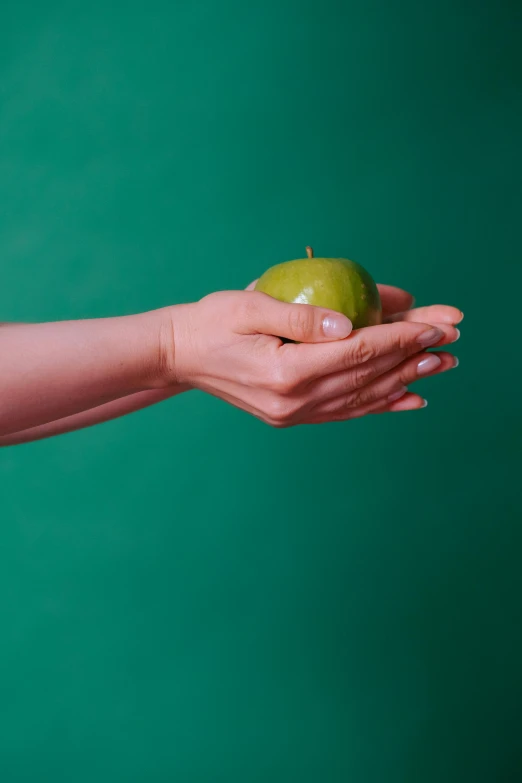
left=1, top=1, right=521, bottom=781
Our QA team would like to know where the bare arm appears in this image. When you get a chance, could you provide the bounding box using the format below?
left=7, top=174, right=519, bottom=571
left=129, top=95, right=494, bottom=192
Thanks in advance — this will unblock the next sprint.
left=0, top=386, right=190, bottom=447
left=0, top=287, right=461, bottom=445
left=0, top=309, right=180, bottom=437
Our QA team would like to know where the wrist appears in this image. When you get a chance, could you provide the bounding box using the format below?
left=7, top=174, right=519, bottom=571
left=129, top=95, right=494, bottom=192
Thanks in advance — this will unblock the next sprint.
left=147, top=303, right=196, bottom=389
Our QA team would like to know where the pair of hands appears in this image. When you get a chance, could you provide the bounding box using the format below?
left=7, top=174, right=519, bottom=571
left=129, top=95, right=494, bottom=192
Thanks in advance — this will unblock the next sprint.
left=164, top=282, right=461, bottom=427
left=0, top=276, right=461, bottom=447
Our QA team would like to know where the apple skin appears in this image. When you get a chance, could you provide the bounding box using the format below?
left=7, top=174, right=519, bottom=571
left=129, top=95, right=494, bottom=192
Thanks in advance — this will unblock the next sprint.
left=254, top=252, right=382, bottom=330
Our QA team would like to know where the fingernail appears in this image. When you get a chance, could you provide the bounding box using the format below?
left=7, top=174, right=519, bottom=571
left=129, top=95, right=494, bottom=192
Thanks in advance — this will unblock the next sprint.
left=451, top=328, right=461, bottom=343
left=453, top=356, right=459, bottom=368
left=418, top=328, right=444, bottom=347
left=322, top=315, right=352, bottom=339
left=421, top=399, right=428, bottom=408
left=417, top=354, right=442, bottom=375
left=457, top=311, right=464, bottom=323
left=388, top=386, right=408, bottom=402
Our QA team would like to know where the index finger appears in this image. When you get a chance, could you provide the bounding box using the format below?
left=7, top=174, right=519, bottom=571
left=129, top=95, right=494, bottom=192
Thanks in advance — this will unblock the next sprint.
left=286, top=321, right=450, bottom=382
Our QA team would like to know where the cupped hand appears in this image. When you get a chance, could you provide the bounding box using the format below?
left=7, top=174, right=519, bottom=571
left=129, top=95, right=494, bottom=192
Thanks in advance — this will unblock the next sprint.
left=165, top=284, right=461, bottom=427
left=304, top=282, right=462, bottom=422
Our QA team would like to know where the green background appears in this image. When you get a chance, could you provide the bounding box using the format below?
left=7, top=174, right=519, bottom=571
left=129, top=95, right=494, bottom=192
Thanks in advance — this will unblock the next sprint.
left=1, top=1, right=521, bottom=780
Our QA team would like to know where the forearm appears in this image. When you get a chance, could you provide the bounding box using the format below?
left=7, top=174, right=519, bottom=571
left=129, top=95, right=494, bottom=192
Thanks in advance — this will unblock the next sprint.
left=0, top=385, right=190, bottom=446
left=0, top=308, right=179, bottom=436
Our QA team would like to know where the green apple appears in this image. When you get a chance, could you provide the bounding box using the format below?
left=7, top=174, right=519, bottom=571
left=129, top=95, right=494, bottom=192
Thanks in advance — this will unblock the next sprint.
left=255, top=247, right=382, bottom=329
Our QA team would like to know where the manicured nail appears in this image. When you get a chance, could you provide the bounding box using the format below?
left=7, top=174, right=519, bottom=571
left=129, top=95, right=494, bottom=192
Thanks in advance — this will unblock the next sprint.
left=388, top=386, right=408, bottom=402
left=322, top=315, right=352, bottom=339
left=453, top=356, right=459, bottom=368
left=417, top=328, right=444, bottom=347
left=451, top=328, right=461, bottom=343
left=457, top=311, right=464, bottom=323
left=417, top=354, right=442, bottom=375
left=421, top=399, right=428, bottom=407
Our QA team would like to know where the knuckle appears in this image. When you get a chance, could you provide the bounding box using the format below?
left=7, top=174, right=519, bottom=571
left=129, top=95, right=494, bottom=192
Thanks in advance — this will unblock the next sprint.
left=239, top=292, right=262, bottom=322
left=345, top=324, right=421, bottom=369
left=288, top=306, right=315, bottom=340
left=333, top=391, right=357, bottom=413
left=268, top=362, right=298, bottom=394
left=398, top=363, right=416, bottom=385
left=347, top=336, right=376, bottom=366
left=397, top=330, right=414, bottom=352
left=350, top=384, right=375, bottom=407
left=266, top=396, right=294, bottom=425
left=396, top=324, right=422, bottom=352
left=350, top=362, right=374, bottom=389
left=341, top=394, right=356, bottom=412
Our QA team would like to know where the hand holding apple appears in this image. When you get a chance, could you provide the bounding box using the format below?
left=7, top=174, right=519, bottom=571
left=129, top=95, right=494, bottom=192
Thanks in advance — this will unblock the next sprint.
left=167, top=251, right=461, bottom=426
left=0, top=247, right=461, bottom=444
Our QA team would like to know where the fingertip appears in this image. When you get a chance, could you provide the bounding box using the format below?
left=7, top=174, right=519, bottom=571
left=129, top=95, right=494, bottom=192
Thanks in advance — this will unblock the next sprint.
left=428, top=351, right=459, bottom=372
left=417, top=327, right=445, bottom=347
left=425, top=306, right=463, bottom=324
left=322, top=314, right=353, bottom=340
left=442, top=308, right=464, bottom=325
left=387, top=392, right=426, bottom=412
left=391, top=305, right=463, bottom=326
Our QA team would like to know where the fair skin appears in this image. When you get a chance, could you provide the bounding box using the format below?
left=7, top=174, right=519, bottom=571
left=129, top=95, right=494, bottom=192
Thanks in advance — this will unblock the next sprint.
left=0, top=282, right=461, bottom=446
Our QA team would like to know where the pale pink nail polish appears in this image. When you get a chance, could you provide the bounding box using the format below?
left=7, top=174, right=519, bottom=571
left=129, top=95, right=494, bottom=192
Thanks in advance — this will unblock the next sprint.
left=417, top=328, right=444, bottom=347
left=417, top=354, right=442, bottom=375
left=388, top=386, right=408, bottom=402
left=322, top=315, right=352, bottom=339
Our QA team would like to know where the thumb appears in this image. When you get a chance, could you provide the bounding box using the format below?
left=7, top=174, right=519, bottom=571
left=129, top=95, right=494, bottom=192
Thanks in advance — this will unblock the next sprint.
left=242, top=292, right=352, bottom=343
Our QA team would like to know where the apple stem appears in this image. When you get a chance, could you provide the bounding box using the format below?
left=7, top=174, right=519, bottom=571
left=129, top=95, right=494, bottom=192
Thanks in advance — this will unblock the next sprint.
left=306, top=246, right=314, bottom=258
